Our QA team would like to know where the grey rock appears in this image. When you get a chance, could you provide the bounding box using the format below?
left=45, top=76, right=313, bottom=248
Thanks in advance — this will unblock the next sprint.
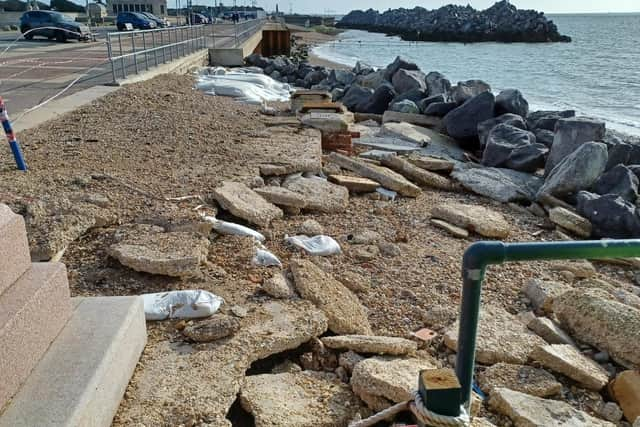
left=358, top=83, right=396, bottom=114
left=495, top=89, right=529, bottom=118
left=605, top=141, right=631, bottom=170
left=391, top=69, right=427, bottom=94
left=506, top=143, right=548, bottom=173
left=328, top=69, right=356, bottom=86
left=330, top=87, right=345, bottom=102
left=304, top=69, right=328, bottom=85
left=341, top=85, right=373, bottom=112
left=478, top=113, right=527, bottom=148
left=449, top=79, right=491, bottom=105
left=576, top=191, right=640, bottom=238
left=545, top=117, right=606, bottom=175
left=538, top=142, right=608, bottom=200
left=356, top=69, right=385, bottom=89
left=481, top=124, right=537, bottom=168
left=526, top=109, right=576, bottom=131
left=425, top=71, right=452, bottom=97
left=452, top=164, right=544, bottom=203
left=424, top=101, right=458, bottom=117
left=383, top=56, right=419, bottom=81
left=444, top=92, right=496, bottom=140
left=353, top=61, right=374, bottom=75
left=418, top=94, right=445, bottom=113
left=390, top=99, right=420, bottom=114
left=534, top=129, right=555, bottom=147
left=592, top=164, right=639, bottom=203
left=390, top=88, right=428, bottom=108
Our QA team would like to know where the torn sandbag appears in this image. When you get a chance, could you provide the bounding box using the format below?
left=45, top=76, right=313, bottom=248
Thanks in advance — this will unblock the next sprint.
left=285, top=235, right=342, bottom=256
left=204, top=216, right=265, bottom=242
left=142, top=290, right=224, bottom=320
left=195, top=67, right=292, bottom=104
left=252, top=243, right=282, bottom=267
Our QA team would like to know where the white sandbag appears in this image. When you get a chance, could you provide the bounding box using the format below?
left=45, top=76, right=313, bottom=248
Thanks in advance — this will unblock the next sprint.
left=204, top=216, right=265, bottom=242
left=252, top=244, right=282, bottom=267
left=142, top=290, right=223, bottom=320
left=285, top=235, right=342, bottom=256
left=195, top=68, right=292, bottom=104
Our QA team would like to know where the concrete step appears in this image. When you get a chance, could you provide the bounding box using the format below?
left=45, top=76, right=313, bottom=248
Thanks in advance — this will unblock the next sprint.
left=0, top=262, right=71, bottom=408
left=0, top=296, right=147, bottom=427
left=0, top=204, right=31, bottom=296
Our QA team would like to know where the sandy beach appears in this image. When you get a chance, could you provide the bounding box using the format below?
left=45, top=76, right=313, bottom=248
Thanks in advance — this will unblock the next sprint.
left=288, top=25, right=350, bottom=69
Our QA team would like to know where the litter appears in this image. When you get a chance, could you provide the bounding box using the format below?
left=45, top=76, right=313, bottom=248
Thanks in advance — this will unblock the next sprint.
left=252, top=244, right=282, bottom=267
left=196, top=67, right=292, bottom=104
left=204, top=216, right=265, bottom=242
left=142, top=290, right=224, bottom=320
left=376, top=187, right=397, bottom=201
left=285, top=234, right=342, bottom=256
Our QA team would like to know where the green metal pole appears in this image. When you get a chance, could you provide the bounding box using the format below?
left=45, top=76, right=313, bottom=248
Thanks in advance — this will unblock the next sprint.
left=455, top=239, right=640, bottom=408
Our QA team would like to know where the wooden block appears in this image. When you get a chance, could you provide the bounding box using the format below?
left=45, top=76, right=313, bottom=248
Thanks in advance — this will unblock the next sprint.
left=328, top=174, right=380, bottom=192
left=418, top=368, right=462, bottom=417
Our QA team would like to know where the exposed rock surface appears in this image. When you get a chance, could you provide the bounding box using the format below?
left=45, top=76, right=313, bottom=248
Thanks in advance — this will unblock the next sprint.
left=495, top=89, right=529, bottom=118
left=291, top=259, right=373, bottom=335
left=478, top=113, right=527, bottom=148
left=240, top=371, right=364, bottom=427
left=593, top=164, right=639, bottom=203
left=451, top=165, right=543, bottom=203
left=530, top=344, right=609, bottom=391
left=263, top=273, right=295, bottom=298
left=431, top=202, right=510, bottom=238
left=477, top=363, right=562, bottom=398
left=444, top=92, right=495, bottom=140
left=545, top=117, right=606, bottom=175
left=490, top=388, right=615, bottom=427
left=522, top=279, right=572, bottom=313
left=576, top=191, right=640, bottom=238
left=444, top=305, right=546, bottom=364
left=321, top=335, right=417, bottom=356
left=109, top=231, right=209, bottom=277
left=212, top=181, right=283, bottom=228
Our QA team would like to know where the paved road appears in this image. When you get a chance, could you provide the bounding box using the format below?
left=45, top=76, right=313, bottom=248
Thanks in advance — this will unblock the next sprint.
left=0, top=21, right=259, bottom=119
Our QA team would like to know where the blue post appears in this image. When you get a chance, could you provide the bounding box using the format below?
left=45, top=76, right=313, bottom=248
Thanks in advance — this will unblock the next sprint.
left=0, top=97, right=27, bottom=171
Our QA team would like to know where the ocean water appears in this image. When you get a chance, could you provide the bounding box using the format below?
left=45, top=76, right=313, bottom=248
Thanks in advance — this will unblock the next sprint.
left=312, top=14, right=640, bottom=136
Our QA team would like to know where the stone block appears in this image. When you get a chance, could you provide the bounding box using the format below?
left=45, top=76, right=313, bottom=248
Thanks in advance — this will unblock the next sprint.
left=0, top=204, right=31, bottom=296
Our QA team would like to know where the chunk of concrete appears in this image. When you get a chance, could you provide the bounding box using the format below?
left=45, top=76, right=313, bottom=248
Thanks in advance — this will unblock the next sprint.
left=182, top=314, right=240, bottom=342
left=609, top=370, right=640, bottom=424
left=0, top=296, right=147, bottom=427
left=489, top=387, right=615, bottom=427
left=263, top=273, right=295, bottom=299
left=548, top=260, right=596, bottom=279
left=0, top=204, right=31, bottom=295
left=212, top=181, right=283, bottom=227
left=351, top=356, right=436, bottom=403
left=522, top=279, right=572, bottom=313
left=283, top=176, right=349, bottom=213
left=431, top=203, right=510, bottom=238
left=0, top=263, right=72, bottom=409
left=328, top=174, right=380, bottom=192
left=240, top=371, right=364, bottom=427
left=407, top=155, right=455, bottom=173
left=451, top=165, right=543, bottom=203
left=328, top=152, right=421, bottom=197
left=254, top=186, right=308, bottom=208
left=527, top=317, right=576, bottom=346
left=321, top=335, right=417, bottom=356
left=291, top=259, right=372, bottom=335
left=430, top=218, right=469, bottom=238
left=109, top=231, right=209, bottom=277
left=379, top=154, right=459, bottom=191
left=477, top=363, right=562, bottom=398
left=530, top=344, right=609, bottom=390
left=548, top=207, right=592, bottom=238
left=300, top=112, right=351, bottom=133
left=554, top=288, right=640, bottom=368
left=380, top=122, right=432, bottom=146
left=444, top=305, right=546, bottom=364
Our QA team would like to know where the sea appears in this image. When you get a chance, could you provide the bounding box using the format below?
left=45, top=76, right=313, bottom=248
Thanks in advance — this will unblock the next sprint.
left=312, top=13, right=640, bottom=136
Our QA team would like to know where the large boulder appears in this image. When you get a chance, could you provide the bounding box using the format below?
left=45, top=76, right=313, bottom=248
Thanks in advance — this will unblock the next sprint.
left=328, top=69, right=356, bottom=86
left=449, top=79, right=491, bottom=105
left=353, top=61, right=374, bottom=75
left=418, top=94, right=445, bottom=113
left=592, top=164, right=639, bottom=203
left=425, top=71, right=451, bottom=97
left=554, top=288, right=640, bottom=368
left=304, top=69, right=329, bottom=86
left=341, top=85, right=373, bottom=112
left=538, top=142, right=608, bottom=200
left=576, top=191, right=640, bottom=238
left=451, top=164, right=544, bottom=203
left=444, top=92, right=496, bottom=141
left=605, top=141, right=632, bottom=170
left=356, top=69, right=385, bottom=89
left=495, top=89, right=529, bottom=118
left=358, top=83, right=396, bottom=114
left=478, top=113, right=527, bottom=148
left=383, top=56, right=419, bottom=81
left=389, top=99, right=420, bottom=114
left=481, top=124, right=538, bottom=169
left=545, top=117, right=606, bottom=175
left=534, top=129, right=555, bottom=147
left=390, top=88, right=428, bottom=107
left=506, top=143, right=549, bottom=173
left=391, top=69, right=426, bottom=94
left=526, top=109, right=576, bottom=131
left=424, top=101, right=458, bottom=117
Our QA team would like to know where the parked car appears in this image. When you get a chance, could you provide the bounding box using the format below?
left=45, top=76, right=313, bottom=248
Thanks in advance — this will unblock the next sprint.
left=19, top=11, right=91, bottom=42
left=140, top=12, right=168, bottom=28
left=116, top=12, right=157, bottom=31
left=190, top=13, right=209, bottom=24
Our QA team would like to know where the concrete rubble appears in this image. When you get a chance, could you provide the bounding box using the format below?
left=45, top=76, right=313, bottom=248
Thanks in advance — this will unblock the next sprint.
left=212, top=181, right=283, bottom=227
left=320, top=335, right=418, bottom=356
left=283, top=176, right=350, bottom=213
left=477, top=363, right=562, bottom=398
left=530, top=344, right=610, bottom=390
left=431, top=202, right=511, bottom=238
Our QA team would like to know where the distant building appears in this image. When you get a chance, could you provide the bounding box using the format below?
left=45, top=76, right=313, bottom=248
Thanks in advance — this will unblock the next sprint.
left=88, top=2, right=107, bottom=20
left=107, top=0, right=167, bottom=16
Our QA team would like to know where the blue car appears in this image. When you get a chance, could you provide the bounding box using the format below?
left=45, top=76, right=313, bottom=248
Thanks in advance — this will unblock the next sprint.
left=116, top=12, right=157, bottom=31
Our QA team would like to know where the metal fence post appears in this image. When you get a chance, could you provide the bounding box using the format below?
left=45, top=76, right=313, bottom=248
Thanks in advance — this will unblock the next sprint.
left=142, top=31, right=149, bottom=71
left=107, top=33, right=116, bottom=84
left=131, top=33, right=139, bottom=74
left=118, top=33, right=126, bottom=79
left=151, top=30, right=158, bottom=67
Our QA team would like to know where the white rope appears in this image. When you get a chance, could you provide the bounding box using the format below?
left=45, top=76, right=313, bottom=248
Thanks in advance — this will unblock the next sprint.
left=349, top=391, right=470, bottom=427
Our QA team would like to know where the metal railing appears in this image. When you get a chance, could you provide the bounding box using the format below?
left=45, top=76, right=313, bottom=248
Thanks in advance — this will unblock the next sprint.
left=106, top=19, right=267, bottom=84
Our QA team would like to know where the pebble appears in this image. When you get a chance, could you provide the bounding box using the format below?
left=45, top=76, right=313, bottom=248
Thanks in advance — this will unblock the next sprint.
left=230, top=305, right=248, bottom=318
left=594, top=351, right=610, bottom=363
left=598, top=401, right=624, bottom=422
left=299, top=219, right=324, bottom=236
left=378, top=241, right=401, bottom=257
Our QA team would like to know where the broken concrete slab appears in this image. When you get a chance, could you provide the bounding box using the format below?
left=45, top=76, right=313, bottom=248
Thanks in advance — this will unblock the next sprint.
left=254, top=186, right=308, bottom=209
left=327, top=174, right=380, bottom=193
left=378, top=154, right=460, bottom=191
left=212, top=181, right=283, bottom=228
left=240, top=371, right=364, bottom=427
left=489, top=387, right=615, bottom=427
left=300, top=112, right=351, bottom=133
left=262, top=272, right=295, bottom=299
left=451, top=165, right=544, bottom=203
left=321, top=335, right=417, bottom=356
left=527, top=317, right=576, bottom=346
left=108, top=231, right=209, bottom=277
left=291, top=259, right=372, bottom=335
left=328, top=152, right=421, bottom=197
left=283, top=176, right=349, bottom=213
left=609, top=370, right=640, bottom=424
left=182, top=314, right=240, bottom=342
left=548, top=207, right=592, bottom=238
left=523, top=279, right=572, bottom=313
left=548, top=260, right=596, bottom=279
left=430, top=218, right=469, bottom=238
left=530, top=344, right=609, bottom=391
left=444, top=305, right=546, bottom=364
left=431, top=202, right=510, bottom=238
left=380, top=122, right=432, bottom=146
left=577, top=278, right=640, bottom=311
left=477, top=363, right=562, bottom=398
left=407, top=155, right=455, bottom=173
left=554, top=288, right=640, bottom=369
